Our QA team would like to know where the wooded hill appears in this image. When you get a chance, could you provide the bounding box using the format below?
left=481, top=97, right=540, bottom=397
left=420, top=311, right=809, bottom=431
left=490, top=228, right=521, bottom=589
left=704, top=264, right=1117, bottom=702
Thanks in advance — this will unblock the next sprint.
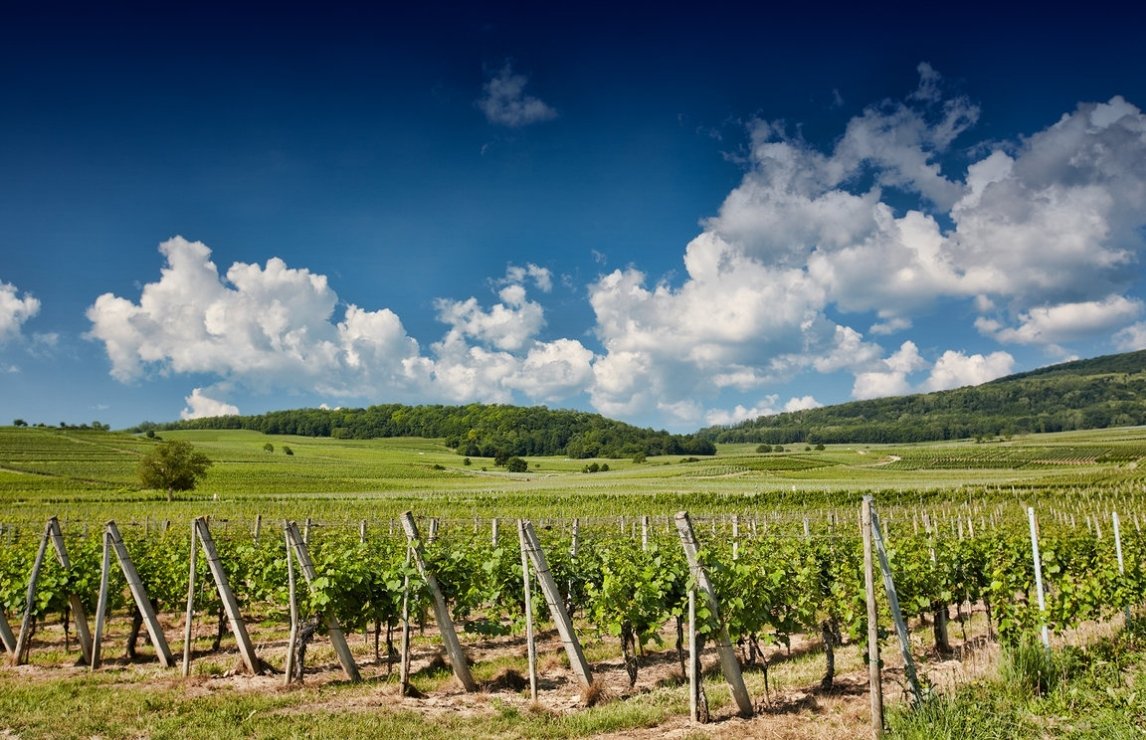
left=703, top=350, right=1146, bottom=445
left=146, top=404, right=716, bottom=459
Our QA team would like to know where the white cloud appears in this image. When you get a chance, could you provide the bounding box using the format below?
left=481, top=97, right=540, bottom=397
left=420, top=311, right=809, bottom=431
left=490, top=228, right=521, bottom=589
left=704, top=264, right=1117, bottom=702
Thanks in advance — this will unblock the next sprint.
left=1114, top=323, right=1146, bottom=352
left=923, top=350, right=1015, bottom=391
left=977, top=295, right=1143, bottom=347
left=0, top=279, right=41, bottom=344
left=504, top=338, right=595, bottom=402
left=504, top=263, right=553, bottom=293
left=86, top=237, right=425, bottom=397
left=851, top=341, right=927, bottom=400
left=477, top=63, right=557, bottom=127
left=705, top=394, right=822, bottom=426
left=181, top=388, right=240, bottom=420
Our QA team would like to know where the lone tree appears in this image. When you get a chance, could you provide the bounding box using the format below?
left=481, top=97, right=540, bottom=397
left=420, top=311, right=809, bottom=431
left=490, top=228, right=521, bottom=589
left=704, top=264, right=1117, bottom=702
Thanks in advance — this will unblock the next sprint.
left=138, top=440, right=212, bottom=501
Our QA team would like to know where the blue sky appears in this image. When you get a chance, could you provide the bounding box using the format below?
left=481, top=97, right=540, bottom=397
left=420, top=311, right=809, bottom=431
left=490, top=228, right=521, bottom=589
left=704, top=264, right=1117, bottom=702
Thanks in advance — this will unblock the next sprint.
left=3, top=5, right=1146, bottom=432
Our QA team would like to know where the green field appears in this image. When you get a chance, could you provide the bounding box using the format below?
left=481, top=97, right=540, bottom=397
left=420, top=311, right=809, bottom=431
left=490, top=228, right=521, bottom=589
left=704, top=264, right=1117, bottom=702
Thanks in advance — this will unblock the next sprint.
left=3, top=426, right=1146, bottom=527
left=3, top=425, right=1146, bottom=739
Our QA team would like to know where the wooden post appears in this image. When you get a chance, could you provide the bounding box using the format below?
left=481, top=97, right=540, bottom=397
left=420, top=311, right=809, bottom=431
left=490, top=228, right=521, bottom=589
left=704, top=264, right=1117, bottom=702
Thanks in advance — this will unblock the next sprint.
left=194, top=517, right=260, bottom=674
left=12, top=521, right=51, bottom=665
left=285, top=521, right=361, bottom=682
left=674, top=512, right=753, bottom=717
left=862, top=497, right=883, bottom=737
left=641, top=515, right=650, bottom=551
left=491, top=518, right=499, bottom=546
left=0, top=601, right=15, bottom=654
left=284, top=525, right=298, bottom=685
left=517, top=521, right=538, bottom=701
left=181, top=521, right=197, bottom=677
left=520, top=520, right=593, bottom=688
left=359, top=520, right=367, bottom=544
left=1027, top=507, right=1050, bottom=649
left=732, top=515, right=740, bottom=560
left=399, top=542, right=413, bottom=694
left=1113, top=512, right=1130, bottom=623
left=870, top=511, right=923, bottom=705
left=90, top=528, right=112, bottom=669
left=106, top=521, right=174, bottom=667
left=688, top=587, right=701, bottom=723
left=47, top=518, right=93, bottom=664
left=399, top=512, right=477, bottom=692
left=253, top=514, right=262, bottom=543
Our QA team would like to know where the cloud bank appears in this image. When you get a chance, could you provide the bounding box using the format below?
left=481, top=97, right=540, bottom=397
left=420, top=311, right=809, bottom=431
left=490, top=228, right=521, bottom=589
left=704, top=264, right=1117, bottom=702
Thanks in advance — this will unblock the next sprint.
left=85, top=67, right=1146, bottom=429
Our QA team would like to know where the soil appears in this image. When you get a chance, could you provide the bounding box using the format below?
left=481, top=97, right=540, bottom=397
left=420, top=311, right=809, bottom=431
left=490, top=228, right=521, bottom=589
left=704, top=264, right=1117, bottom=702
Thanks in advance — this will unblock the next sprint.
left=1, top=604, right=1080, bottom=739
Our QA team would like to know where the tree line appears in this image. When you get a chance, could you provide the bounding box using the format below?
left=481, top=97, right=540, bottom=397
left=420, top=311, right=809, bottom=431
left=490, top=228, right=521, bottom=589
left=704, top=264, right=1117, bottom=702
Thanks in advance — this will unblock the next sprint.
left=139, top=403, right=716, bottom=459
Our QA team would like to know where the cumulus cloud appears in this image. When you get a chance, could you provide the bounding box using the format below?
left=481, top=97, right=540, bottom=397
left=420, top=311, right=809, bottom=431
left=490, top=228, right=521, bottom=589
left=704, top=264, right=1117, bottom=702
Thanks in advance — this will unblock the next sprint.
left=705, top=394, right=822, bottom=426
left=922, top=350, right=1015, bottom=391
left=976, top=295, right=1143, bottom=348
left=0, top=279, right=41, bottom=344
left=477, top=63, right=557, bottom=127
left=81, top=67, right=1146, bottom=431
left=181, top=388, right=240, bottom=420
left=87, top=238, right=597, bottom=413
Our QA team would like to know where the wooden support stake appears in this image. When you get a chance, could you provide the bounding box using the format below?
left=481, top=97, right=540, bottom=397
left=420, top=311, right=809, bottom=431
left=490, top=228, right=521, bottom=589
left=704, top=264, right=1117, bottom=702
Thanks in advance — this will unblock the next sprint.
left=520, top=520, right=593, bottom=687
left=399, top=512, right=477, bottom=692
left=1027, top=507, right=1050, bottom=649
left=106, top=521, right=173, bottom=667
left=194, top=517, right=260, bottom=674
left=399, top=543, right=413, bottom=694
left=285, top=521, right=361, bottom=682
left=862, top=497, right=883, bottom=737
left=674, top=512, right=753, bottom=717
left=283, top=525, right=298, bottom=684
left=0, top=602, right=15, bottom=654
left=47, top=518, right=93, bottom=664
left=870, top=511, right=923, bottom=705
left=12, top=521, right=52, bottom=665
left=253, top=514, right=262, bottom=543
left=182, top=521, right=197, bottom=677
left=517, top=520, right=538, bottom=701
left=91, top=529, right=111, bottom=669
left=1113, top=512, right=1130, bottom=623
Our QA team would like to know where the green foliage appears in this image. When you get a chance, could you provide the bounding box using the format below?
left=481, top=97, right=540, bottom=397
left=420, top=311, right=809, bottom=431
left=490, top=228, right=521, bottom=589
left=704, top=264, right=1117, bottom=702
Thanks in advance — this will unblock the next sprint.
left=505, top=457, right=528, bottom=473
left=137, top=440, right=212, bottom=498
left=151, top=402, right=716, bottom=459
left=708, top=349, right=1146, bottom=444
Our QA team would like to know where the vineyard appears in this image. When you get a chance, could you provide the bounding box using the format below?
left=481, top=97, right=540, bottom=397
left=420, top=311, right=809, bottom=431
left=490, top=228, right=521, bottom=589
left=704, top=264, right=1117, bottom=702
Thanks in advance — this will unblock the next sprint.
left=2, top=426, right=1146, bottom=737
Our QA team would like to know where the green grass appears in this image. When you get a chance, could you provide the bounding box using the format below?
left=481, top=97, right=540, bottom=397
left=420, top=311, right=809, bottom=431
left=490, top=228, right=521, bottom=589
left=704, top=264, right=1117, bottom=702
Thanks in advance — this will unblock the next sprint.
left=888, top=619, right=1146, bottom=739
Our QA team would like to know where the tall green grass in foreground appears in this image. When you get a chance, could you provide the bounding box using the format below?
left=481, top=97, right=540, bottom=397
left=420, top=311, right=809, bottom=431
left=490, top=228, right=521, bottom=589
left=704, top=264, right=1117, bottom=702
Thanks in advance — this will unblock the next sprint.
left=888, top=618, right=1146, bottom=739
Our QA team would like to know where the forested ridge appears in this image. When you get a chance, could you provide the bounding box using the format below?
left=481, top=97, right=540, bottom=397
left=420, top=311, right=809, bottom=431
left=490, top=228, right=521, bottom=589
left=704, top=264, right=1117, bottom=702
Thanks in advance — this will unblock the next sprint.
left=144, top=403, right=716, bottom=459
left=704, top=349, right=1146, bottom=444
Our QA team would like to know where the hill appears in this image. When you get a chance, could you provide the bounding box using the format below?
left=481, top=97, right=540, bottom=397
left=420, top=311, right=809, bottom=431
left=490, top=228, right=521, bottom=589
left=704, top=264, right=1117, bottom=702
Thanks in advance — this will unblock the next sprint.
left=704, top=349, right=1146, bottom=445
left=145, top=403, right=716, bottom=459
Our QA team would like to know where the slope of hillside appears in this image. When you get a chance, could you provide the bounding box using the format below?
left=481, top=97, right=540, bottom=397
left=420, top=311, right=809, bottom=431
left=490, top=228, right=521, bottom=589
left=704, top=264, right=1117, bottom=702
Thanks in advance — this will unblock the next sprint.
left=705, top=350, right=1146, bottom=444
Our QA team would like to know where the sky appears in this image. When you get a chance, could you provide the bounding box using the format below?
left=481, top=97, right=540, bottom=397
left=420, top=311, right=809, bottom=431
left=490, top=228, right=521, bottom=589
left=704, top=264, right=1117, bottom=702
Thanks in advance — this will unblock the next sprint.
left=3, top=4, right=1146, bottom=432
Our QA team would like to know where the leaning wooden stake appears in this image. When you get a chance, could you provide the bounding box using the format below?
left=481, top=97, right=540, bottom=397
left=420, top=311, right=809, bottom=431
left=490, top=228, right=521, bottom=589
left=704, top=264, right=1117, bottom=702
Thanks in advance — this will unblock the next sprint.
left=90, top=528, right=112, bottom=668
left=862, top=497, right=883, bottom=737
left=12, top=521, right=52, bottom=665
left=194, top=517, right=260, bottom=674
left=871, top=511, right=923, bottom=705
left=285, top=521, right=361, bottom=682
left=399, top=512, right=477, bottom=692
left=519, top=520, right=593, bottom=688
left=674, top=511, right=753, bottom=717
left=46, top=518, right=93, bottom=664
left=399, top=542, right=413, bottom=694
left=105, top=521, right=173, bottom=667
left=517, top=520, right=538, bottom=701
left=0, top=594, right=15, bottom=653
